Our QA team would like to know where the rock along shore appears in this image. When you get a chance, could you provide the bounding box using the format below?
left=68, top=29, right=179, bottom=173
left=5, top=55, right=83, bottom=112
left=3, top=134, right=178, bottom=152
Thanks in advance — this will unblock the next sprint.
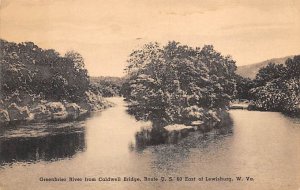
left=0, top=91, right=113, bottom=127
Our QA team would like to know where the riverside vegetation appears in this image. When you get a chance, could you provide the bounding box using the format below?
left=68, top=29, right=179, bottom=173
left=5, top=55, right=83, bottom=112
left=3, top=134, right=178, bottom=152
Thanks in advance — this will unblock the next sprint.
left=226, top=56, right=300, bottom=116
left=90, top=76, right=124, bottom=97
left=0, top=39, right=111, bottom=126
left=249, top=56, right=300, bottom=115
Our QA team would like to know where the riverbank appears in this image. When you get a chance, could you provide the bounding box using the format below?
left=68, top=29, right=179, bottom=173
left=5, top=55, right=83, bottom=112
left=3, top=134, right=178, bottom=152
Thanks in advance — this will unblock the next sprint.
left=0, top=91, right=113, bottom=127
left=229, top=99, right=250, bottom=110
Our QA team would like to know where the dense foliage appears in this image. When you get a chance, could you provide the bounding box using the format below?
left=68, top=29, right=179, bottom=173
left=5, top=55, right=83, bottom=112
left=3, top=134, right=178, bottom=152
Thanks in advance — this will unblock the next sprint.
left=250, top=56, right=300, bottom=114
left=0, top=39, right=89, bottom=106
left=123, top=41, right=237, bottom=124
left=90, top=76, right=124, bottom=97
left=234, top=75, right=254, bottom=100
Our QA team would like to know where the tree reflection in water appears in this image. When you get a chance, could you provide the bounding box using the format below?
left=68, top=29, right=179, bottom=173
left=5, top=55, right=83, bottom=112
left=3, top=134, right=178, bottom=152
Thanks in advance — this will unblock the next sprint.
left=0, top=131, right=85, bottom=166
left=130, top=109, right=234, bottom=151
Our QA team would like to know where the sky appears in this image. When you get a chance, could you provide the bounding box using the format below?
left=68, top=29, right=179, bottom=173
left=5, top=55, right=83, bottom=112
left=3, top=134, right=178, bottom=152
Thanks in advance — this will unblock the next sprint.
left=1, top=0, right=300, bottom=76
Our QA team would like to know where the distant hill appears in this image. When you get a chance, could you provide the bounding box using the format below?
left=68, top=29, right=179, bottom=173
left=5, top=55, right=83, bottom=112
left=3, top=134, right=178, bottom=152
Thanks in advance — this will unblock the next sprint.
left=236, top=55, right=295, bottom=79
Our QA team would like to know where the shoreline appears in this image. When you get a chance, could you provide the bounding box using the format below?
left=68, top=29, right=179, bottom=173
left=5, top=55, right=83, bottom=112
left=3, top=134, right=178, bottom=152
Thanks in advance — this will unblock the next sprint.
left=0, top=97, right=113, bottom=128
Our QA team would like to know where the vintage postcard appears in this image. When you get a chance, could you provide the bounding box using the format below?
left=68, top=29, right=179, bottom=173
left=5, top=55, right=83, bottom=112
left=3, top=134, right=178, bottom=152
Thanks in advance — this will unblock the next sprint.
left=0, top=0, right=300, bottom=190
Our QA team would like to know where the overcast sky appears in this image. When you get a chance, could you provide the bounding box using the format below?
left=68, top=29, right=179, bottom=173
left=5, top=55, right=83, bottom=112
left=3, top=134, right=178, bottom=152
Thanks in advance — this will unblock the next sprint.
left=1, top=0, right=300, bottom=76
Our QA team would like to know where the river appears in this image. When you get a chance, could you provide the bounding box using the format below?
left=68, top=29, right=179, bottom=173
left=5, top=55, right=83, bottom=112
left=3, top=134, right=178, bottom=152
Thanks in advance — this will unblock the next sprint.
left=0, top=97, right=300, bottom=190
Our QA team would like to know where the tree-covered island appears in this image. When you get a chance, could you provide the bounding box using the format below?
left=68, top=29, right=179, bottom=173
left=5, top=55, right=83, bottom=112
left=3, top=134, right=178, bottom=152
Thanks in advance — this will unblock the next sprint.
left=122, top=41, right=237, bottom=144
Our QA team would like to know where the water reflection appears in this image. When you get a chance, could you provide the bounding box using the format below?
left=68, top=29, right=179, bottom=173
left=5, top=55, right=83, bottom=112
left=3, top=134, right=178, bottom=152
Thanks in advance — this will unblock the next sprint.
left=0, top=126, right=85, bottom=166
left=132, top=117, right=233, bottom=151
left=126, top=101, right=234, bottom=151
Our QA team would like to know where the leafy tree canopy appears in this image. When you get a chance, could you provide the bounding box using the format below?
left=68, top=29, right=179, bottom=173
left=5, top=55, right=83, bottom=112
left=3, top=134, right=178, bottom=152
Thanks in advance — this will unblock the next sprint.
left=250, top=55, right=300, bottom=114
left=0, top=39, right=90, bottom=104
left=123, top=41, right=237, bottom=123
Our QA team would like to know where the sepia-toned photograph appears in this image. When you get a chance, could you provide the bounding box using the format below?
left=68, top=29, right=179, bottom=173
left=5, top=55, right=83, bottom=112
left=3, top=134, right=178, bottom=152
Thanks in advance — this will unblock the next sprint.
left=0, top=0, right=300, bottom=189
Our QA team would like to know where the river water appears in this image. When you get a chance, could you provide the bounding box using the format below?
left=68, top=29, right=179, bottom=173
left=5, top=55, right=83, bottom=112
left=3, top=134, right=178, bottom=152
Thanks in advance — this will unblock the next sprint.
left=0, top=97, right=300, bottom=190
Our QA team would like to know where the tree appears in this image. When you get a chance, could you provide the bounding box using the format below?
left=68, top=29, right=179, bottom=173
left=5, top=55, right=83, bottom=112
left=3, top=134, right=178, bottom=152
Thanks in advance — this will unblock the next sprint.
left=123, top=41, right=237, bottom=123
left=250, top=56, right=300, bottom=114
left=0, top=39, right=91, bottom=104
left=65, top=50, right=86, bottom=71
left=234, top=75, right=254, bottom=100
left=285, top=55, right=300, bottom=79
left=254, top=62, right=286, bottom=86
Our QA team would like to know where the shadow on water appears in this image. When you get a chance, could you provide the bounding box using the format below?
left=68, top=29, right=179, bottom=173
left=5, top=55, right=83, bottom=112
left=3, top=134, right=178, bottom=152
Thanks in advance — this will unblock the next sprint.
left=129, top=108, right=234, bottom=151
left=129, top=115, right=234, bottom=173
left=0, top=123, right=86, bottom=166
